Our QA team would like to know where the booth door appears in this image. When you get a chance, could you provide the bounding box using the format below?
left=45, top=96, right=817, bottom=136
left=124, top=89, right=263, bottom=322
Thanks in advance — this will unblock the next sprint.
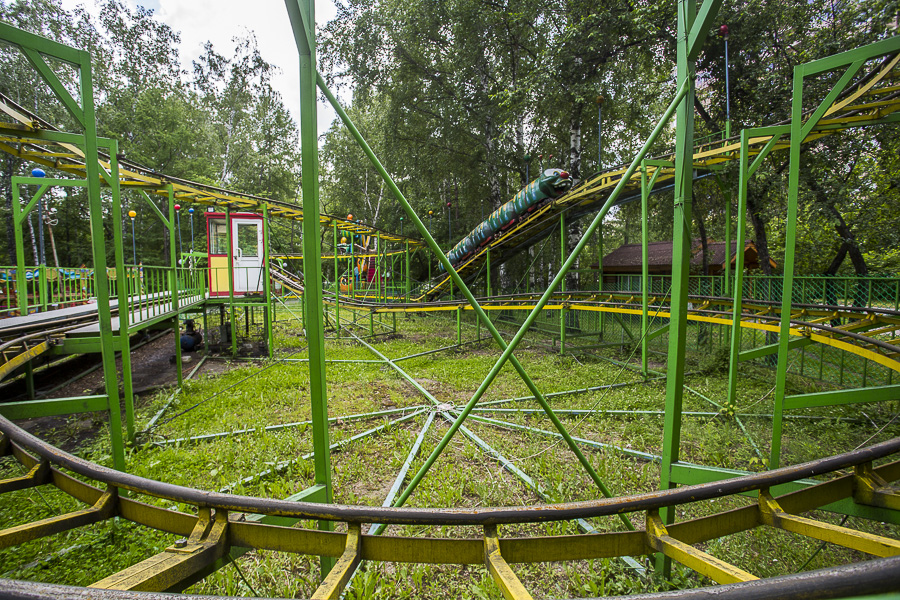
left=232, top=218, right=264, bottom=293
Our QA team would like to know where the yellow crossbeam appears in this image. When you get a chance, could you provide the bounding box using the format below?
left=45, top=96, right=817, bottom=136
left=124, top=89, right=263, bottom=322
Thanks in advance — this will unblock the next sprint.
left=646, top=511, right=757, bottom=585
left=311, top=523, right=362, bottom=600
left=484, top=525, right=534, bottom=600
left=0, top=459, right=50, bottom=494
left=855, top=463, right=900, bottom=511
left=0, top=488, right=117, bottom=549
left=90, top=507, right=228, bottom=592
left=759, top=490, right=900, bottom=557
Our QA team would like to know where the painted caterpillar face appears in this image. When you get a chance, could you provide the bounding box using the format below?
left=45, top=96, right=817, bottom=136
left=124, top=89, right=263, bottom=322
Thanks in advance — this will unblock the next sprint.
left=542, top=168, right=572, bottom=187
left=537, top=168, right=574, bottom=196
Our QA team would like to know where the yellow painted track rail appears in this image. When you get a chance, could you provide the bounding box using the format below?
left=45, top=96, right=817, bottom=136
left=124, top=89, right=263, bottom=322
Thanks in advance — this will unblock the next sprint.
left=320, top=287, right=900, bottom=374
left=0, top=93, right=422, bottom=248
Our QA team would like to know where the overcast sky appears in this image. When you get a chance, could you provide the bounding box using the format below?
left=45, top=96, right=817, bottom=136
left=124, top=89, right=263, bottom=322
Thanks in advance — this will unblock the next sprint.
left=59, top=0, right=340, bottom=135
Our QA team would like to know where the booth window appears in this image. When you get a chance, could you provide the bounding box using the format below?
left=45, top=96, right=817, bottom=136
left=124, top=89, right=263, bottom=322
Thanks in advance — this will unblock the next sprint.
left=237, top=223, right=259, bottom=257
left=211, top=220, right=229, bottom=255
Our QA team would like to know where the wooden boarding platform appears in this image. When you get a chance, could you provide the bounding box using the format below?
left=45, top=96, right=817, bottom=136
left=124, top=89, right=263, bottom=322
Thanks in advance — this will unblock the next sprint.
left=0, top=299, right=121, bottom=337
left=65, top=293, right=206, bottom=338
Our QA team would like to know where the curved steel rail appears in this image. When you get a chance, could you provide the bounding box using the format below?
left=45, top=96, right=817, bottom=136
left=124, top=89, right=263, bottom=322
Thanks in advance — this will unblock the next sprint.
left=1, top=416, right=899, bottom=597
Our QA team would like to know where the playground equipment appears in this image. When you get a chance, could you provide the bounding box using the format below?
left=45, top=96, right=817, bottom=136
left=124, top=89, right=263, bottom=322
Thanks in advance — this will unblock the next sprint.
left=0, top=2, right=899, bottom=598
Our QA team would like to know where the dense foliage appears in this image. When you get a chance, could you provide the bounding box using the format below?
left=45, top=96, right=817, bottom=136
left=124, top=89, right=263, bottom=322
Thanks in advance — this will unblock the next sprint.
left=0, top=0, right=301, bottom=267
left=319, top=0, right=900, bottom=279
left=0, top=0, right=898, bottom=278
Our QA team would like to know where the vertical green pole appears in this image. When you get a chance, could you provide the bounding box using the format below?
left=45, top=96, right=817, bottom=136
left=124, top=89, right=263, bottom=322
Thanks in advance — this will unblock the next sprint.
left=12, top=185, right=28, bottom=316
left=726, top=131, right=751, bottom=409
left=285, top=0, right=334, bottom=576
left=169, top=185, right=182, bottom=386
left=772, top=68, right=805, bottom=470
left=333, top=221, right=340, bottom=338
left=598, top=223, right=604, bottom=337
left=526, top=246, right=531, bottom=295
left=109, top=146, right=135, bottom=442
left=486, top=247, right=492, bottom=297
left=641, top=162, right=650, bottom=377
left=376, top=234, right=382, bottom=302
left=350, top=229, right=355, bottom=299
left=457, top=306, right=462, bottom=345
left=560, top=213, right=566, bottom=354
left=263, top=205, right=275, bottom=357
left=202, top=305, right=209, bottom=356
left=226, top=207, right=237, bottom=357
left=724, top=182, right=732, bottom=296
left=658, top=0, right=697, bottom=574
left=560, top=213, right=566, bottom=293
left=405, top=241, right=410, bottom=303
left=24, top=363, right=35, bottom=399
left=39, top=265, right=47, bottom=312
left=81, top=52, right=126, bottom=472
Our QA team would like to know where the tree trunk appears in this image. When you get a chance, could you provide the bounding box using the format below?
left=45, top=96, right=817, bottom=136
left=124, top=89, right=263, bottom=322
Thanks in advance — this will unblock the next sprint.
left=27, top=214, right=39, bottom=265
left=3, top=154, right=19, bottom=264
left=696, top=214, right=709, bottom=276
left=824, top=242, right=848, bottom=275
left=746, top=185, right=773, bottom=275
left=821, top=202, right=867, bottom=276
left=566, top=218, right=582, bottom=292
left=568, top=104, right=583, bottom=180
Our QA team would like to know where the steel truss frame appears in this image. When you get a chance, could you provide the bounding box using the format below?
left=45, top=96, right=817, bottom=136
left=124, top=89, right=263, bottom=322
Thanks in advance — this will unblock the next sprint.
left=0, top=0, right=898, bottom=596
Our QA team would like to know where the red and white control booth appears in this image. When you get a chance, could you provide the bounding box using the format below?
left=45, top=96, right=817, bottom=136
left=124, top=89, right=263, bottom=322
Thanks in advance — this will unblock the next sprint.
left=205, top=212, right=266, bottom=296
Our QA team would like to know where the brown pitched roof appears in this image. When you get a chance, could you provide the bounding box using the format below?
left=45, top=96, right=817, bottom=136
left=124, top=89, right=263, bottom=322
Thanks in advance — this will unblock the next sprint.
left=593, top=239, right=776, bottom=274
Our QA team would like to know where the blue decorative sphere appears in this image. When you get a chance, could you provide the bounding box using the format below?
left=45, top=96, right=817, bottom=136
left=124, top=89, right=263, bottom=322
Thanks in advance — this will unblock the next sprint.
left=31, top=168, right=46, bottom=178
left=188, top=208, right=194, bottom=214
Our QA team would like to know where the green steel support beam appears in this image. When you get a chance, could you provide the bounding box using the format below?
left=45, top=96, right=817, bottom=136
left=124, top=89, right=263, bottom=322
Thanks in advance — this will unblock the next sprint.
left=686, top=0, right=725, bottom=61
left=0, top=395, right=109, bottom=419
left=486, top=246, right=491, bottom=297
left=226, top=207, right=237, bottom=358
left=658, top=0, right=703, bottom=574
left=138, top=189, right=170, bottom=227
left=333, top=221, right=340, bottom=338
left=70, top=45, right=126, bottom=473
left=739, top=336, right=813, bottom=362
left=263, top=205, right=275, bottom=356
left=107, top=144, right=136, bottom=443
left=168, top=185, right=182, bottom=387
left=772, top=43, right=879, bottom=469
left=560, top=212, right=566, bottom=355
left=284, top=0, right=335, bottom=577
left=639, top=161, right=664, bottom=377
left=726, top=128, right=756, bottom=409
left=641, top=166, right=649, bottom=376
left=784, top=384, right=900, bottom=410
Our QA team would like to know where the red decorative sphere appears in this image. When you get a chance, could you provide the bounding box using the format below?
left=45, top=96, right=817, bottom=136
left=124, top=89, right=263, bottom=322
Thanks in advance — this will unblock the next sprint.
left=174, top=204, right=181, bottom=211
left=719, top=24, right=729, bottom=38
